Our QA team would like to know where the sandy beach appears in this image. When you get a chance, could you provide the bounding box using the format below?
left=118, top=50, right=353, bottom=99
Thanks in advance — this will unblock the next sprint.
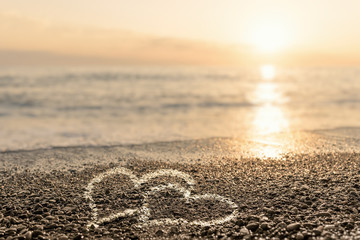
left=2, top=1, right=360, bottom=239
left=0, top=66, right=359, bottom=239
left=1, top=137, right=360, bottom=239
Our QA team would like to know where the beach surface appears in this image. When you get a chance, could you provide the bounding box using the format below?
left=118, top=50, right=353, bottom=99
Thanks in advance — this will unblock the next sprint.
left=1, top=134, right=360, bottom=239
left=1, top=66, right=360, bottom=238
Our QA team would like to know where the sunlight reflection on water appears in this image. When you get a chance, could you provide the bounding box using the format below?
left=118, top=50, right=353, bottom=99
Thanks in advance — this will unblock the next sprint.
left=250, top=65, right=289, bottom=158
left=253, top=104, right=288, bottom=135
left=260, top=64, right=276, bottom=80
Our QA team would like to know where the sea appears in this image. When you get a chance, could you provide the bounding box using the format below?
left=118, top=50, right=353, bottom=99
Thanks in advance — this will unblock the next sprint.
left=1, top=65, right=359, bottom=153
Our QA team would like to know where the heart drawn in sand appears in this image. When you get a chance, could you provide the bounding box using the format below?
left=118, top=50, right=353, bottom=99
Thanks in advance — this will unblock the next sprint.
left=84, top=167, right=238, bottom=228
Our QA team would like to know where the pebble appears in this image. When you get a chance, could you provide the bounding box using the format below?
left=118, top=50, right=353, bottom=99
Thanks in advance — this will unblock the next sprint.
left=246, top=222, right=259, bottom=231
left=248, top=215, right=260, bottom=222
left=45, top=223, right=58, bottom=230
left=303, top=223, right=316, bottom=228
left=260, top=222, right=270, bottom=230
left=32, top=230, right=44, bottom=238
left=34, top=215, right=43, bottom=221
left=235, top=219, right=245, bottom=226
left=45, top=216, right=56, bottom=221
left=24, top=231, right=32, bottom=240
left=16, top=225, right=26, bottom=232
left=169, top=226, right=179, bottom=234
left=313, top=226, right=324, bottom=236
left=276, top=222, right=287, bottom=229
left=5, top=228, right=17, bottom=235
left=287, top=223, right=301, bottom=231
left=33, top=225, right=44, bottom=231
left=19, top=228, right=28, bottom=235
left=239, top=226, right=250, bottom=236
left=316, top=212, right=332, bottom=217
left=324, top=225, right=336, bottom=231
left=295, top=232, right=304, bottom=240
left=57, top=234, right=68, bottom=240
left=73, top=234, right=84, bottom=240
left=155, top=229, right=164, bottom=236
left=17, top=235, right=27, bottom=240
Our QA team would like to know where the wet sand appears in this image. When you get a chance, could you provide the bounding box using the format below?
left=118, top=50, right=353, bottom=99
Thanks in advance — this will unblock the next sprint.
left=1, top=138, right=360, bottom=239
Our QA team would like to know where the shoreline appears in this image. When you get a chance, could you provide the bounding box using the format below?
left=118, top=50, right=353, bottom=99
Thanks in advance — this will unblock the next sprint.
left=1, top=125, right=360, bottom=155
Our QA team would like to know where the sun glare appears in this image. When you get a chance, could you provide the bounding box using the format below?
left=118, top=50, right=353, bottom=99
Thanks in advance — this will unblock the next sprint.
left=260, top=64, right=276, bottom=80
left=252, top=23, right=289, bottom=53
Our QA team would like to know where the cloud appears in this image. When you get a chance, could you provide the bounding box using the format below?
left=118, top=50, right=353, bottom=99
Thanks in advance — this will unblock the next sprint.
left=0, top=50, right=114, bottom=65
left=2, top=12, right=359, bottom=66
left=0, top=12, right=251, bottom=66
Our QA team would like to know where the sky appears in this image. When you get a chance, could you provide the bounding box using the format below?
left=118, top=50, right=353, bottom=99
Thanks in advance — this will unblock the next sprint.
left=2, top=0, right=360, bottom=66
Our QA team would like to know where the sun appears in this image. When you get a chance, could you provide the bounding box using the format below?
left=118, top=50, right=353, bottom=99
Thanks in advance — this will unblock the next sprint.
left=251, top=22, right=289, bottom=53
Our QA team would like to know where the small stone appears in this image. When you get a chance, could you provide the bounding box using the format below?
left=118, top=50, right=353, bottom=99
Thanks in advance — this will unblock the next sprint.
left=300, top=185, right=309, bottom=190
left=235, top=219, right=245, bottom=226
left=73, top=234, right=84, bottom=240
left=45, top=216, right=56, bottom=221
left=302, top=231, right=311, bottom=238
left=34, top=215, right=43, bottom=221
left=25, top=231, right=32, bottom=240
left=313, top=226, right=324, bottom=236
left=303, top=223, right=316, bottom=228
left=10, top=216, right=18, bottom=224
left=260, top=222, right=270, bottom=230
left=246, top=222, right=259, bottom=231
left=5, top=228, right=17, bottom=235
left=169, top=226, right=178, bottom=234
left=287, top=223, right=301, bottom=231
left=248, top=215, right=260, bottom=222
left=276, top=222, right=287, bottom=229
left=316, top=212, right=332, bottom=217
left=239, top=226, right=250, bottom=236
left=16, top=224, right=26, bottom=232
left=63, top=207, right=75, bottom=213
left=45, top=223, right=58, bottom=230
left=33, top=225, right=44, bottom=231
left=40, top=219, right=49, bottom=225
left=155, top=229, right=164, bottom=236
left=296, top=232, right=304, bottom=240
left=19, top=229, right=28, bottom=235
left=32, top=230, right=44, bottom=238
left=324, top=225, right=336, bottom=231
left=232, top=232, right=242, bottom=239
left=200, top=230, right=208, bottom=237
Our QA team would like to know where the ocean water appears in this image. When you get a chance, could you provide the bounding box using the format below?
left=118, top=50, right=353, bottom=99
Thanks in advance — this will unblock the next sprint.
left=0, top=66, right=359, bottom=152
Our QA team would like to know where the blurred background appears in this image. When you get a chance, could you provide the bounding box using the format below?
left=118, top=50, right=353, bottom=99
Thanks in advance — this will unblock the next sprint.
left=1, top=0, right=360, bottom=152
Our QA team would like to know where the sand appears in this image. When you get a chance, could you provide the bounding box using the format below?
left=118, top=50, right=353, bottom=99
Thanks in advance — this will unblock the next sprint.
left=1, top=138, right=360, bottom=239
